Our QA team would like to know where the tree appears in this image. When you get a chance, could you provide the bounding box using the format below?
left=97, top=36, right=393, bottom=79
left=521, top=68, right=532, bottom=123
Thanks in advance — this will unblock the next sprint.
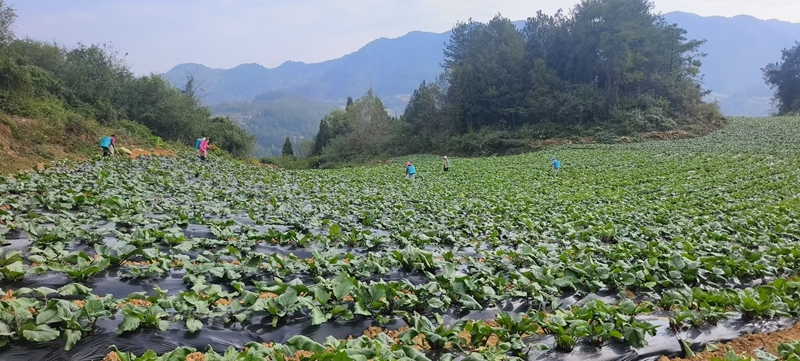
left=763, top=42, right=800, bottom=115
left=282, top=137, right=294, bottom=157
left=443, top=15, right=527, bottom=132
left=345, top=96, right=354, bottom=111
left=0, top=0, right=16, bottom=45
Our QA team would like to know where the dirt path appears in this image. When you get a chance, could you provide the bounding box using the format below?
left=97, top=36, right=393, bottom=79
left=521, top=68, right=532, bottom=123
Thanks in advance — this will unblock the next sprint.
left=660, top=322, right=800, bottom=361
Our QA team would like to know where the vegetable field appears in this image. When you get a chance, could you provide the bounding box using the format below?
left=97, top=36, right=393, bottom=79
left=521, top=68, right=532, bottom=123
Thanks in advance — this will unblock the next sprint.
left=2, top=117, right=800, bottom=361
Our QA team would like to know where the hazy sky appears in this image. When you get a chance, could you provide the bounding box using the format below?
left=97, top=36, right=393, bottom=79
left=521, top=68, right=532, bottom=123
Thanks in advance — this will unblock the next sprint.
left=10, top=0, right=800, bottom=74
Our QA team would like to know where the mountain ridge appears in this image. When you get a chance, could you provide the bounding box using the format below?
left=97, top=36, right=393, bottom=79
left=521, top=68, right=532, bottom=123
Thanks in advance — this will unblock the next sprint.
left=161, top=11, right=800, bottom=144
left=162, top=12, right=800, bottom=153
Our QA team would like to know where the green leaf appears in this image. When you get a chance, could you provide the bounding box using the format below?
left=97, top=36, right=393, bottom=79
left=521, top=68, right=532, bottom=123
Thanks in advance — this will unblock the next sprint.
left=314, top=287, right=330, bottom=305
left=332, top=276, right=355, bottom=300
left=36, top=308, right=61, bottom=325
left=620, top=272, right=636, bottom=286
left=23, top=324, right=60, bottom=342
left=310, top=307, right=329, bottom=325
left=618, top=299, right=636, bottom=315
left=64, top=329, right=82, bottom=351
left=33, top=287, right=58, bottom=297
left=58, top=283, right=92, bottom=296
left=681, top=340, right=695, bottom=359
left=84, top=299, right=106, bottom=318
left=428, top=298, right=445, bottom=309
left=186, top=317, right=203, bottom=333
left=118, top=315, right=141, bottom=335
left=286, top=335, right=326, bottom=352
left=459, top=294, right=481, bottom=310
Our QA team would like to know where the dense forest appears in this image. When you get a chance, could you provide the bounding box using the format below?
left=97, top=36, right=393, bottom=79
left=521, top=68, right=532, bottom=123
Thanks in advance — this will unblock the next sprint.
left=0, top=1, right=255, bottom=158
left=303, top=0, right=723, bottom=166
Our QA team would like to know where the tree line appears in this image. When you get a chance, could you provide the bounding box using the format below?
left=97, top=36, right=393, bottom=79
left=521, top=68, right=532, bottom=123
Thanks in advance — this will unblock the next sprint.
left=304, top=0, right=723, bottom=165
left=0, top=1, right=255, bottom=157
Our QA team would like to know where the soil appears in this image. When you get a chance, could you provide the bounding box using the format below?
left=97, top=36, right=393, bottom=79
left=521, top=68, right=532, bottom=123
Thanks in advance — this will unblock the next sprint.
left=185, top=352, right=206, bottom=361
left=102, top=351, right=121, bottom=361
left=660, top=322, right=800, bottom=361
left=1, top=289, right=15, bottom=301
left=258, top=292, right=278, bottom=299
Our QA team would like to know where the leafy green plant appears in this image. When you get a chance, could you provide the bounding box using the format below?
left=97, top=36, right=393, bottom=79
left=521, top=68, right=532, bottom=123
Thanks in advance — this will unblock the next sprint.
left=399, top=312, right=466, bottom=351
left=0, top=250, right=24, bottom=282
left=49, top=253, right=111, bottom=281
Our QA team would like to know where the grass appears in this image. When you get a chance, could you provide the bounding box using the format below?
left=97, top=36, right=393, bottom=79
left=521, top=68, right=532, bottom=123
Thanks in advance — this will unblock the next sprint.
left=0, top=113, right=166, bottom=174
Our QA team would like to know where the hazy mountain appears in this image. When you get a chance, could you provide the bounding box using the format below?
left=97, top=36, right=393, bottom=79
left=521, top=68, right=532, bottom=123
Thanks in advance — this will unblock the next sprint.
left=165, top=30, right=449, bottom=114
left=164, top=12, right=800, bottom=153
left=663, top=12, right=800, bottom=116
left=210, top=92, right=338, bottom=157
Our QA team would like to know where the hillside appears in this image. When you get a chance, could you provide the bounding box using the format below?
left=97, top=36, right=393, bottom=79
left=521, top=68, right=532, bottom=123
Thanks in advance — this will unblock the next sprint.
left=163, top=30, right=449, bottom=113
left=211, top=92, right=338, bottom=157
left=164, top=12, right=800, bottom=119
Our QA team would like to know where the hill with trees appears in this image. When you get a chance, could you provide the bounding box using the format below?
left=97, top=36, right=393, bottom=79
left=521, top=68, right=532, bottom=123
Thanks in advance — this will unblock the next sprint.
left=297, top=0, right=723, bottom=168
left=0, top=0, right=255, bottom=171
left=164, top=11, right=800, bottom=119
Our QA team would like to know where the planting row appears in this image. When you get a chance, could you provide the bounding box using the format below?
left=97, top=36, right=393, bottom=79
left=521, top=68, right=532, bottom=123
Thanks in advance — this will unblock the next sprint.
left=3, top=277, right=800, bottom=355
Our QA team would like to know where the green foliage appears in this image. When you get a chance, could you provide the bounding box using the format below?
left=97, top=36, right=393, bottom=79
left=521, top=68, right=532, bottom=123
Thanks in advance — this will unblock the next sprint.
left=310, top=89, right=402, bottom=165
left=211, top=93, right=335, bottom=157
left=0, top=6, right=255, bottom=158
left=282, top=136, right=294, bottom=157
left=0, top=0, right=15, bottom=45
left=1, top=117, right=800, bottom=359
left=436, top=1, right=718, bottom=138
left=763, top=41, right=800, bottom=115
left=300, top=0, right=722, bottom=165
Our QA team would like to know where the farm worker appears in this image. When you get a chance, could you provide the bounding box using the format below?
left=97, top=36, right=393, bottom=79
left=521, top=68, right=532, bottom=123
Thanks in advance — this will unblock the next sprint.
left=199, top=137, right=210, bottom=161
left=406, top=162, right=416, bottom=180
left=443, top=156, right=450, bottom=172
left=110, top=134, right=116, bottom=156
left=195, top=137, right=205, bottom=159
left=552, top=156, right=561, bottom=175
left=99, top=136, right=112, bottom=157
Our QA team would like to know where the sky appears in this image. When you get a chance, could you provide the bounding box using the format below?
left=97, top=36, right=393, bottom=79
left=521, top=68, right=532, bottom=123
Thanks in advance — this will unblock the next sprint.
left=10, top=0, right=800, bottom=75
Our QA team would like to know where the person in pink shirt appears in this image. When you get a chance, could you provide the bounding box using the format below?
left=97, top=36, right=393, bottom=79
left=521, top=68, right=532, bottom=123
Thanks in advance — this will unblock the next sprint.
left=199, top=137, right=210, bottom=161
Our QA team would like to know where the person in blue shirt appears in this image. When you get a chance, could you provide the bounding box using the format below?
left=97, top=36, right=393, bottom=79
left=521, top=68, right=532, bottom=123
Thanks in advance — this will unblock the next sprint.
left=552, top=156, right=561, bottom=175
left=406, top=162, right=416, bottom=180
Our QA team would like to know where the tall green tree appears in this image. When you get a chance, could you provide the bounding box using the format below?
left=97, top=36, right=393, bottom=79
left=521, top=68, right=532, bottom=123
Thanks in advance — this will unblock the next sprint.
left=0, top=0, right=15, bottom=45
left=763, top=42, right=800, bottom=115
left=444, top=15, right=527, bottom=132
left=282, top=137, right=294, bottom=157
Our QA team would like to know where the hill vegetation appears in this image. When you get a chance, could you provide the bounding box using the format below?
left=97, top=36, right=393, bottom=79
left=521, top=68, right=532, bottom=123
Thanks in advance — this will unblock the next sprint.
left=298, top=0, right=722, bottom=167
left=0, top=0, right=255, bottom=172
left=164, top=12, right=800, bottom=120
left=210, top=92, right=336, bottom=157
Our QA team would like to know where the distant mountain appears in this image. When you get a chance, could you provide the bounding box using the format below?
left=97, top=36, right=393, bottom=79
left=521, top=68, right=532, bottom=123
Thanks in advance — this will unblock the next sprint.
left=164, top=30, right=449, bottom=114
left=210, top=92, right=337, bottom=157
left=663, top=12, right=800, bottom=116
left=164, top=12, right=800, bottom=153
